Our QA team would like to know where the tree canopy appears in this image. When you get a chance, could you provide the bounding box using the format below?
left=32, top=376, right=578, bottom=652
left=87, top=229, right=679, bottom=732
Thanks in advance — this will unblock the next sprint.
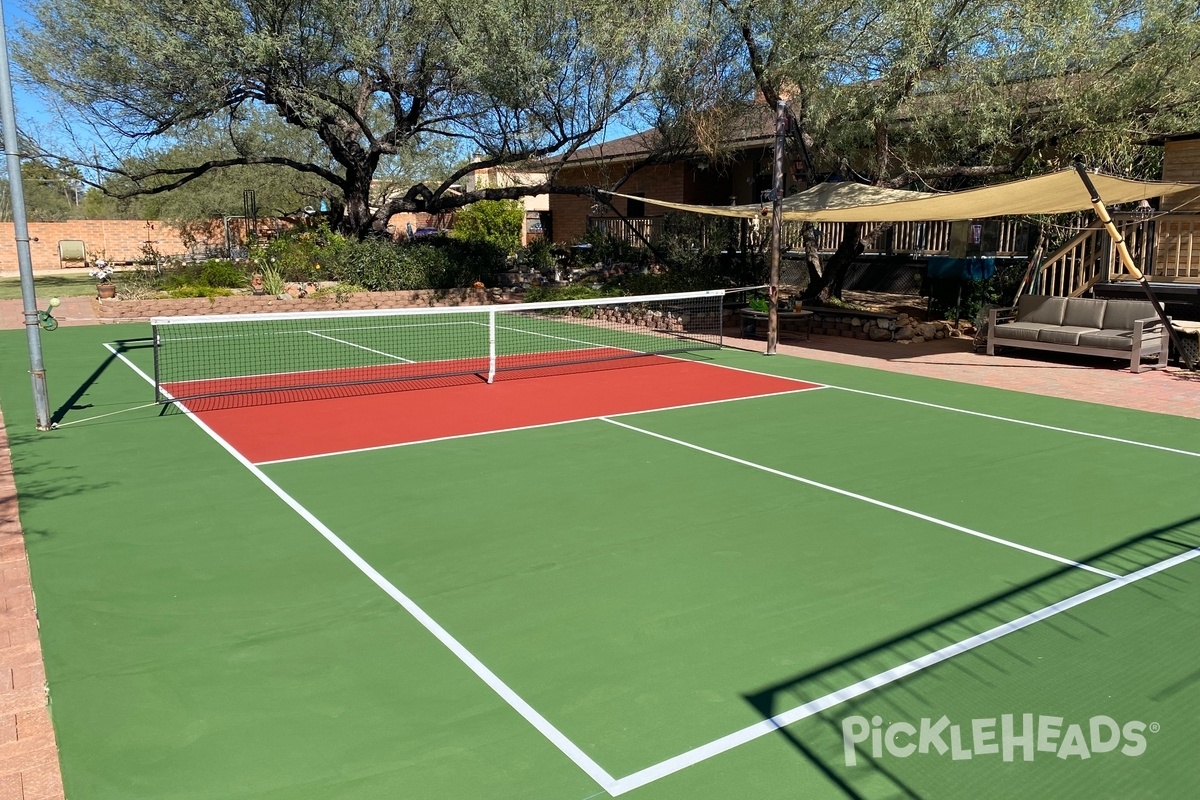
left=16, top=0, right=677, bottom=237
left=13, top=0, right=1199, bottom=241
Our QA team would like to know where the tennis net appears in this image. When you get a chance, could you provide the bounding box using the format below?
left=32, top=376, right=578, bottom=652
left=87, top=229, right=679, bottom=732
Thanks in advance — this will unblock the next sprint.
left=151, top=289, right=725, bottom=403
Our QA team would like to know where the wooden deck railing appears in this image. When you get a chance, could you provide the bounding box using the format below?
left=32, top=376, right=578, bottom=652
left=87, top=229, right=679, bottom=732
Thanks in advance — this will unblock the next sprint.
left=587, top=215, right=1032, bottom=257
left=1034, top=213, right=1200, bottom=297
left=587, top=212, right=1200, bottom=294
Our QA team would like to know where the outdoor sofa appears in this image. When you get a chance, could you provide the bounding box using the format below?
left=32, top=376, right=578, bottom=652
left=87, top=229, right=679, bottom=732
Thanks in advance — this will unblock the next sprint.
left=986, top=296, right=1167, bottom=372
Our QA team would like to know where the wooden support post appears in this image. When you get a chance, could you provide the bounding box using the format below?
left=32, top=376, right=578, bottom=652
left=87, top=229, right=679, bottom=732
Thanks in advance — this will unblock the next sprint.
left=1073, top=162, right=1194, bottom=370
left=767, top=100, right=786, bottom=355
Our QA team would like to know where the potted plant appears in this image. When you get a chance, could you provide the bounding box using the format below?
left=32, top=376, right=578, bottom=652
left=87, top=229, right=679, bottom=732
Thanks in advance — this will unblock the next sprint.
left=88, top=259, right=116, bottom=298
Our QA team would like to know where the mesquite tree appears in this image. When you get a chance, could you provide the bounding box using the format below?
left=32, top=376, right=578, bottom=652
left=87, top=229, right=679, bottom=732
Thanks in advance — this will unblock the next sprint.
left=16, top=0, right=680, bottom=238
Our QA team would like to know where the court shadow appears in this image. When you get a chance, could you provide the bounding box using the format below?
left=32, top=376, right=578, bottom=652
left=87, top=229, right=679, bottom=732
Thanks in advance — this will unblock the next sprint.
left=742, top=515, right=1200, bottom=799
left=51, top=337, right=154, bottom=425
left=165, top=354, right=691, bottom=412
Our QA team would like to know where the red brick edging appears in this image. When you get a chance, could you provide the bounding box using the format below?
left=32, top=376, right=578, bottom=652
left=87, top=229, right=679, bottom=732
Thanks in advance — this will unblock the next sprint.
left=0, top=406, right=65, bottom=800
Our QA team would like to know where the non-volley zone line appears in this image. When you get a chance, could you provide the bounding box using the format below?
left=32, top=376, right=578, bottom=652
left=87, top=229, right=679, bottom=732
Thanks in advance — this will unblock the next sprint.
left=602, top=417, right=1119, bottom=579
left=191, top=359, right=824, bottom=464
left=107, top=343, right=1200, bottom=796
left=255, top=384, right=827, bottom=465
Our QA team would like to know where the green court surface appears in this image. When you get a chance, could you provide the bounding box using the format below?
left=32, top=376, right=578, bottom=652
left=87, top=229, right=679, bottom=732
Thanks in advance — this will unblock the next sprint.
left=1, top=323, right=1198, bottom=799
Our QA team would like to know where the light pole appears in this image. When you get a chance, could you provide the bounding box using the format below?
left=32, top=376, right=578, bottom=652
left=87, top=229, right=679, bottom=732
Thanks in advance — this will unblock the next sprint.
left=0, top=0, right=52, bottom=429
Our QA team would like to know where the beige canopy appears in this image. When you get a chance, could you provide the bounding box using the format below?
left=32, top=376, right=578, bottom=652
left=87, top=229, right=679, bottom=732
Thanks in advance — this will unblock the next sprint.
left=606, top=168, right=1200, bottom=222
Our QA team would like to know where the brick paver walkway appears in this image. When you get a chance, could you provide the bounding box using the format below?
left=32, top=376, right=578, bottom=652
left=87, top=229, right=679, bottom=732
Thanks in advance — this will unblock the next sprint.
left=0, top=406, right=64, bottom=800
left=0, top=291, right=1194, bottom=799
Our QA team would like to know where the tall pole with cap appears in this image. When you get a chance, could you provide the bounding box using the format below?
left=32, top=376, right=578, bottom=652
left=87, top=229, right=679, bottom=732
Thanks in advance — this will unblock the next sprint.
left=0, top=0, right=52, bottom=428
left=767, top=100, right=786, bottom=355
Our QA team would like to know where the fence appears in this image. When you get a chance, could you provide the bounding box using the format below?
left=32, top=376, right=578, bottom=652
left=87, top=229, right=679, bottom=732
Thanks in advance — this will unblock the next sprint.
left=586, top=215, right=1032, bottom=258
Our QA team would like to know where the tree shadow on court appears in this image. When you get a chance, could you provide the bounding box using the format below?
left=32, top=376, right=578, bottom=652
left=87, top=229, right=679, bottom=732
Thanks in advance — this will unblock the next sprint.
left=742, top=514, right=1200, bottom=799
left=1, top=448, right=115, bottom=537
left=50, top=337, right=154, bottom=424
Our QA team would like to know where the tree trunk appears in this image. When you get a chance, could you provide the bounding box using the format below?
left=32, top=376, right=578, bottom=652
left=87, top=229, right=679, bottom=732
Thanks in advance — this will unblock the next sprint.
left=804, top=221, right=863, bottom=302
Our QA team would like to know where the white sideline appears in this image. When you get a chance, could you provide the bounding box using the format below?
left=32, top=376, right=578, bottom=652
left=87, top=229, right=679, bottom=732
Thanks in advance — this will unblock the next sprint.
left=829, top=385, right=1200, bottom=459
left=104, top=343, right=620, bottom=792
left=110, top=342, right=1198, bottom=796
left=605, top=544, right=1200, bottom=795
left=660, top=354, right=1200, bottom=459
left=601, top=417, right=1120, bottom=579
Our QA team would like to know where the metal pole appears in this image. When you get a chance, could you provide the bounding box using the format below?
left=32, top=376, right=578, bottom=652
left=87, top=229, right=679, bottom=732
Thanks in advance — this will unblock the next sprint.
left=0, top=1, right=52, bottom=429
left=1072, top=161, right=1193, bottom=370
left=767, top=100, right=786, bottom=355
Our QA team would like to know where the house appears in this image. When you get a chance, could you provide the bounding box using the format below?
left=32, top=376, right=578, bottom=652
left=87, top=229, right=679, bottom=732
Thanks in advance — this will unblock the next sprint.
left=463, top=163, right=551, bottom=245
left=546, top=110, right=785, bottom=245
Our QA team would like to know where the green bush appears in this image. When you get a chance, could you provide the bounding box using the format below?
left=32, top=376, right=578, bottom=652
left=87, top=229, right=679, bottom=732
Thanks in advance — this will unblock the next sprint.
left=334, top=238, right=445, bottom=290
left=436, top=239, right=505, bottom=288
left=199, top=260, right=246, bottom=288
left=452, top=200, right=524, bottom=256
left=522, top=285, right=622, bottom=303
left=330, top=236, right=506, bottom=292
left=253, top=222, right=348, bottom=282
left=518, top=238, right=557, bottom=272
left=168, top=285, right=235, bottom=298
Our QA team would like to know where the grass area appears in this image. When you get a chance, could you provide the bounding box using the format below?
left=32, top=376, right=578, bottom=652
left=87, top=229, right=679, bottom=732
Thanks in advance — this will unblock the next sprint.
left=0, top=273, right=98, bottom=300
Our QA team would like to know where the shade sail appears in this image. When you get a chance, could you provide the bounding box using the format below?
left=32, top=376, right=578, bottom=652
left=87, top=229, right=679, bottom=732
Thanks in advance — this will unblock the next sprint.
left=606, top=169, right=1200, bottom=222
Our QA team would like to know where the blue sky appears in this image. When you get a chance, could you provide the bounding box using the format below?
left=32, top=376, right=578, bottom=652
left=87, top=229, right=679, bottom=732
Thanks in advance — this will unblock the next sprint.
left=2, top=0, right=69, bottom=147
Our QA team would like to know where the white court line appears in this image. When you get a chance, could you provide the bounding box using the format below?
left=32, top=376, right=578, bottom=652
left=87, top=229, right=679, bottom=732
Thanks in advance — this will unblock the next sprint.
left=306, top=330, right=415, bottom=362
left=606, top=544, right=1200, bottom=796
left=109, top=341, right=1197, bottom=796
left=601, top=417, right=1120, bottom=579
left=828, top=385, right=1200, bottom=459
left=658, top=354, right=1200, bottom=459
left=105, top=343, right=620, bottom=793
left=255, top=386, right=826, bottom=465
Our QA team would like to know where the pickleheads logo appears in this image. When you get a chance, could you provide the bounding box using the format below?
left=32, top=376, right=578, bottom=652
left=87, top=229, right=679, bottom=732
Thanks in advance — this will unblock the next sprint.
left=841, top=714, right=1156, bottom=767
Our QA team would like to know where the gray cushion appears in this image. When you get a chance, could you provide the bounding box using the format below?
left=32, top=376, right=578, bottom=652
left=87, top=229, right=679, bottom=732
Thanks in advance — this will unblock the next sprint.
left=993, top=322, right=1050, bottom=342
left=1062, top=298, right=1107, bottom=329
left=1038, top=326, right=1101, bottom=346
left=1077, top=329, right=1135, bottom=351
left=1100, top=300, right=1155, bottom=332
left=1016, top=295, right=1067, bottom=325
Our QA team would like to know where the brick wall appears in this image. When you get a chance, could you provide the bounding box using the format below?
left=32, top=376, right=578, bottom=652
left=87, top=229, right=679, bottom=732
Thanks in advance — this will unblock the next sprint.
left=94, top=287, right=499, bottom=320
left=0, top=220, right=211, bottom=271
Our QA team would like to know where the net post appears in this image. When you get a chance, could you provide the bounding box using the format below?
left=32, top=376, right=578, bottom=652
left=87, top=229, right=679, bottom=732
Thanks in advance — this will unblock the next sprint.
left=151, top=324, right=163, bottom=403
left=487, top=309, right=497, bottom=384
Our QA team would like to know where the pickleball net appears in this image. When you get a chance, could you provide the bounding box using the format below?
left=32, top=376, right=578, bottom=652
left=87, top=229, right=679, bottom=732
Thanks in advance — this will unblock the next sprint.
left=151, top=289, right=726, bottom=403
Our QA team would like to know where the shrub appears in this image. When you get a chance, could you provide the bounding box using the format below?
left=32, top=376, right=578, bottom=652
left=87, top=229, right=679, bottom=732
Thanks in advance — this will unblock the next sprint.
left=252, top=222, right=348, bottom=282
left=168, top=285, right=235, bottom=298
left=436, top=239, right=506, bottom=288
left=518, top=238, right=557, bottom=272
left=199, top=260, right=247, bottom=288
left=452, top=200, right=524, bottom=256
left=334, top=238, right=443, bottom=290
left=331, top=236, right=507, bottom=292
left=522, top=285, right=621, bottom=303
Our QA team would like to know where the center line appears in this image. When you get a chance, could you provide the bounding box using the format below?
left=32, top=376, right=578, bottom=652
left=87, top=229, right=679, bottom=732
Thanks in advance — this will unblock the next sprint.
left=601, top=417, right=1119, bottom=579
left=307, top=330, right=415, bottom=362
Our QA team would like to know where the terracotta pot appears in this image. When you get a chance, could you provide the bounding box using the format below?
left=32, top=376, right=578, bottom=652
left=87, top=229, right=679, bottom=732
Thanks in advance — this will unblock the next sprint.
left=97, top=283, right=116, bottom=299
